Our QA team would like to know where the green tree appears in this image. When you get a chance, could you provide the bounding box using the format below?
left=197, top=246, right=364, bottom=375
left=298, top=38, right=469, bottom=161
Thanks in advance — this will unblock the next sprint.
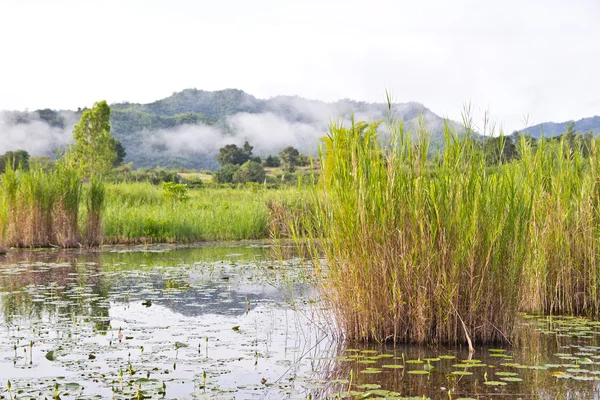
left=114, top=141, right=127, bottom=166
left=213, top=163, right=239, bottom=183
left=482, top=136, right=518, bottom=165
left=217, top=144, right=250, bottom=166
left=296, top=153, right=310, bottom=166
left=233, top=160, right=266, bottom=183
left=263, top=155, right=281, bottom=167
left=279, top=146, right=300, bottom=172
left=242, top=141, right=253, bottom=156
left=0, top=150, right=30, bottom=173
left=68, top=100, right=117, bottom=178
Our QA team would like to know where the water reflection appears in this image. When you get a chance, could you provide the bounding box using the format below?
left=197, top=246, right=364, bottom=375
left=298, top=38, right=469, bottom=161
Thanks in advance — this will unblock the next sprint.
left=1, top=244, right=600, bottom=399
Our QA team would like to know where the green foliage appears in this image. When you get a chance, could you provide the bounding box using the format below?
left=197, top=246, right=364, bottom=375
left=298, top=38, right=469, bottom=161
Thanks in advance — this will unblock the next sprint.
left=112, top=164, right=182, bottom=185
left=279, top=146, right=300, bottom=172
left=232, top=161, right=265, bottom=184
left=68, top=100, right=117, bottom=178
left=296, top=153, right=310, bottom=166
left=0, top=150, right=30, bottom=173
left=36, top=109, right=65, bottom=128
left=263, top=155, right=281, bottom=167
left=213, top=164, right=239, bottom=183
left=480, top=136, right=518, bottom=165
left=112, top=88, right=253, bottom=118
left=305, top=112, right=600, bottom=345
left=182, top=176, right=204, bottom=188
left=114, top=141, right=127, bottom=166
left=30, top=156, right=55, bottom=172
left=216, top=141, right=254, bottom=166
left=162, top=182, right=188, bottom=202
left=85, top=176, right=106, bottom=246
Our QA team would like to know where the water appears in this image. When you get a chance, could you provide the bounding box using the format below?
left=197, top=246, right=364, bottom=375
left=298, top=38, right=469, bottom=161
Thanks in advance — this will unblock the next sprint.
left=0, top=243, right=599, bottom=399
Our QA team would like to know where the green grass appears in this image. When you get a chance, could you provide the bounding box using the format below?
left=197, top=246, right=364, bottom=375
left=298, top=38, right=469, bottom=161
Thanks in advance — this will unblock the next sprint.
left=102, top=182, right=305, bottom=243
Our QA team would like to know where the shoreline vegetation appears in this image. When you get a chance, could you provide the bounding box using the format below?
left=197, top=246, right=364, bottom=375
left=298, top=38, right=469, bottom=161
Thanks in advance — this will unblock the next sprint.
left=0, top=177, right=309, bottom=248
left=3, top=99, right=600, bottom=347
left=304, top=109, right=600, bottom=345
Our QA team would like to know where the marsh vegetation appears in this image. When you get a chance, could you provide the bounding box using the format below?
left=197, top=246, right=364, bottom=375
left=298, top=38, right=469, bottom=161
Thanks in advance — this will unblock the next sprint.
left=308, top=112, right=600, bottom=346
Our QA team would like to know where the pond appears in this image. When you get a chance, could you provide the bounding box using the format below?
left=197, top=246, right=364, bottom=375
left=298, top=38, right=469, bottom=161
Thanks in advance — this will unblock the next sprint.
left=0, top=243, right=599, bottom=399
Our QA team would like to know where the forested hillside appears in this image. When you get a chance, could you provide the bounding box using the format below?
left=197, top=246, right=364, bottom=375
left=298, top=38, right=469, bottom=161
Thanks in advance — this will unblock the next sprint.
left=0, top=89, right=473, bottom=170
left=520, top=116, right=600, bottom=138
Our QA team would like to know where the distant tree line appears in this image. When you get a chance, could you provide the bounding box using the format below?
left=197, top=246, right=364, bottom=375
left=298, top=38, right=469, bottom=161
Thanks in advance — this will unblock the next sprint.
left=0, top=150, right=30, bottom=173
left=476, top=122, right=596, bottom=166
left=3, top=119, right=595, bottom=186
left=212, top=141, right=311, bottom=184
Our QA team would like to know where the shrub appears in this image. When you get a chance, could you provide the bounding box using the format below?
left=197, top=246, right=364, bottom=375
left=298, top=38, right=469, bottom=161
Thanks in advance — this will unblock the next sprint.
left=233, top=161, right=266, bottom=184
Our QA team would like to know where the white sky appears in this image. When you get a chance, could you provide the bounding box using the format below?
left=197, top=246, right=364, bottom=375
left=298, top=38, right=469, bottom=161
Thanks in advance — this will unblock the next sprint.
left=0, top=0, right=598, bottom=132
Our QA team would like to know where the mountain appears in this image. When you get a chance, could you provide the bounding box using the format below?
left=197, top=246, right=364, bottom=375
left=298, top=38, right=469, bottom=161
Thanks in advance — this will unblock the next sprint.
left=519, top=116, right=600, bottom=138
left=1, top=89, right=461, bottom=170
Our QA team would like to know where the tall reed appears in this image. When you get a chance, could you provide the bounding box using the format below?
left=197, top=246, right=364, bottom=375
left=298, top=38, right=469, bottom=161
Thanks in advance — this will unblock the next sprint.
left=0, top=163, right=86, bottom=248
left=85, top=177, right=106, bottom=246
left=53, top=162, right=82, bottom=247
left=309, top=112, right=600, bottom=345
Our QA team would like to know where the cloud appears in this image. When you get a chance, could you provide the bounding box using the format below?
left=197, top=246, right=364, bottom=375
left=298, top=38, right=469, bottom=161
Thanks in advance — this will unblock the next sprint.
left=143, top=98, right=450, bottom=161
left=147, top=123, right=229, bottom=155
left=0, top=111, right=77, bottom=156
left=226, top=112, right=324, bottom=154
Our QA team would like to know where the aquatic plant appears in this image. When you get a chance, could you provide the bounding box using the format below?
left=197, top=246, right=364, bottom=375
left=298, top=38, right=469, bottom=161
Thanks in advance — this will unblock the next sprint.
left=85, top=176, right=106, bottom=246
left=0, top=162, right=86, bottom=248
left=308, top=102, right=600, bottom=345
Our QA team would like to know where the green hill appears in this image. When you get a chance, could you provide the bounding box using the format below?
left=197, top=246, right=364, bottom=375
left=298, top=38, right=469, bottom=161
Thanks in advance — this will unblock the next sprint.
left=520, top=116, right=600, bottom=138
left=1, top=89, right=463, bottom=170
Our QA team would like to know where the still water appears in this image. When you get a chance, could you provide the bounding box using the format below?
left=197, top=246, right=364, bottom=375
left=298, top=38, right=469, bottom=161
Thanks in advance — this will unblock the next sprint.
left=0, top=243, right=599, bottom=399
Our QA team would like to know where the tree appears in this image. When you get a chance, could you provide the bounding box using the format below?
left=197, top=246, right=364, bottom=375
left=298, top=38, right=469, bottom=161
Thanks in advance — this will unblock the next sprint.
left=296, top=153, right=310, bottom=166
left=482, top=136, right=517, bottom=165
left=263, top=155, right=281, bottom=167
left=216, top=144, right=250, bottom=166
left=0, top=150, right=30, bottom=173
left=233, top=160, right=266, bottom=184
left=279, top=146, right=300, bottom=172
left=68, top=100, right=117, bottom=178
left=114, top=141, right=127, bottom=166
left=213, top=163, right=239, bottom=183
left=242, top=141, right=253, bottom=156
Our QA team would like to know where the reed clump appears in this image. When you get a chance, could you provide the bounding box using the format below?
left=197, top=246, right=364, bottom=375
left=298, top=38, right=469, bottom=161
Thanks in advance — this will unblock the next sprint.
left=0, top=163, right=89, bottom=248
left=309, top=114, right=600, bottom=345
left=84, top=177, right=106, bottom=247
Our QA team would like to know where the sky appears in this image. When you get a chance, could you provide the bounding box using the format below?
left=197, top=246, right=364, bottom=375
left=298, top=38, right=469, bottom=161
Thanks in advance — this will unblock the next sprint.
left=0, top=0, right=598, bottom=132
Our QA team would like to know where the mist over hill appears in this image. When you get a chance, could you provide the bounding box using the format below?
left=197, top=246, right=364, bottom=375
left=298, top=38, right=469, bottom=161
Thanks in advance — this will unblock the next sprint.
left=0, top=89, right=468, bottom=170
left=519, top=116, right=600, bottom=138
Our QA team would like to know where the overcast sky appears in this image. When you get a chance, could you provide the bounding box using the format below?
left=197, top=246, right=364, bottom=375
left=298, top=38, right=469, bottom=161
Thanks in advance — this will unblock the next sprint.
left=0, top=0, right=598, bottom=132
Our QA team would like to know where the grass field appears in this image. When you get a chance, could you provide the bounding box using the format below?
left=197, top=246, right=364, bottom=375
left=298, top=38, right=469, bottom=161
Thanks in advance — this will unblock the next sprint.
left=102, top=182, right=307, bottom=243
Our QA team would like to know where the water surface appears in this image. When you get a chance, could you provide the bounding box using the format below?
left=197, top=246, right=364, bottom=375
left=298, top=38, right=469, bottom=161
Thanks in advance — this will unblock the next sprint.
left=0, top=243, right=599, bottom=399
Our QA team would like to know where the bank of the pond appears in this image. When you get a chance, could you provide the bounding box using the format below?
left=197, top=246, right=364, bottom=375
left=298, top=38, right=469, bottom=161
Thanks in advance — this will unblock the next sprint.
left=0, top=179, right=310, bottom=247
